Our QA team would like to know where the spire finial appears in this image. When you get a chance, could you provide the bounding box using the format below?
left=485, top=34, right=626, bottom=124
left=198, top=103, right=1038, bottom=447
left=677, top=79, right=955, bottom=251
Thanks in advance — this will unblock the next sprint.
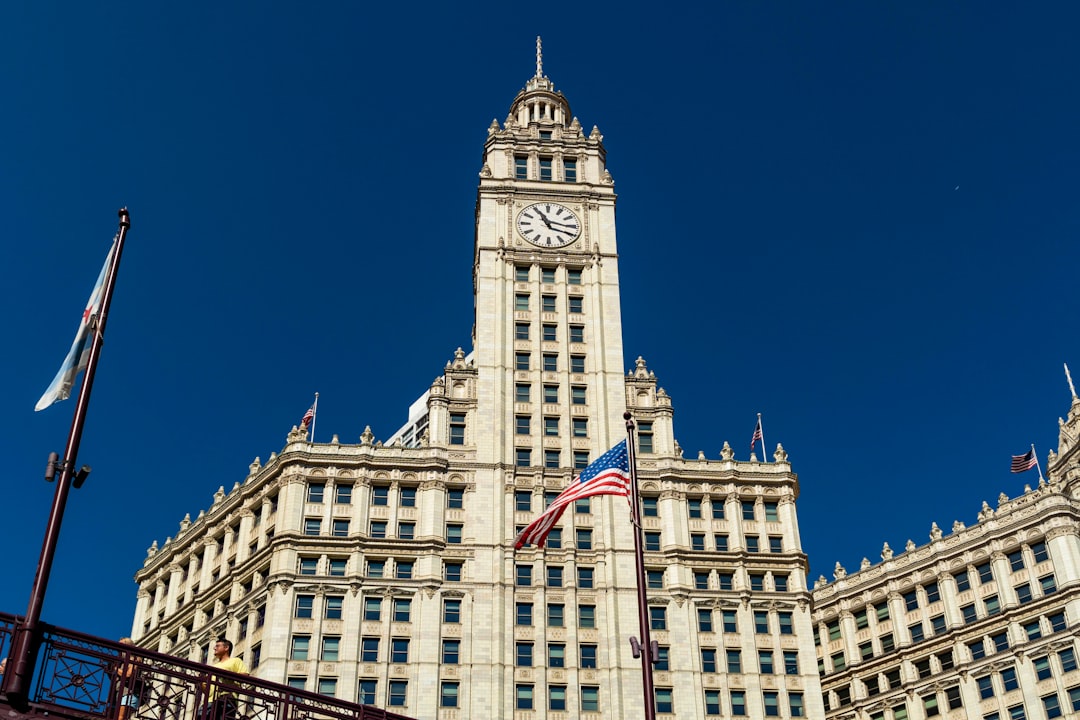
left=1066, top=362, right=1078, bottom=399
left=535, top=36, right=543, bottom=78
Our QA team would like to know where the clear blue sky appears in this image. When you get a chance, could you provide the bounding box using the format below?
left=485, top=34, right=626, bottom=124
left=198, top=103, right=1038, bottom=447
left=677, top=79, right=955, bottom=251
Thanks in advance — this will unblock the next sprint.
left=3, top=3, right=1078, bottom=640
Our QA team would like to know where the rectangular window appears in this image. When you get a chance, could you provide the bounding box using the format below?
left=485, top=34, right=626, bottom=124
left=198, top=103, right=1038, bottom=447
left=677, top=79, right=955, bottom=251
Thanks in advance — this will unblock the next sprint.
left=977, top=675, right=995, bottom=699
left=543, top=416, right=558, bottom=436
left=548, top=603, right=564, bottom=627
left=969, top=639, right=986, bottom=660
left=361, top=637, right=379, bottom=662
left=546, top=528, right=561, bottom=549
left=769, top=535, right=783, bottom=553
left=784, top=651, right=799, bottom=674
left=939, top=649, right=955, bottom=671
left=731, top=690, right=747, bottom=716
left=541, top=295, right=556, bottom=313
left=514, top=155, right=528, bottom=179
left=764, top=691, right=780, bottom=717
left=992, top=632, right=1009, bottom=653
left=516, top=641, right=533, bottom=667
left=568, top=296, right=583, bottom=314
left=290, top=635, right=310, bottom=660
left=718, top=572, right=734, bottom=590
left=370, top=521, right=387, bottom=539
left=543, top=449, right=560, bottom=468
left=548, top=685, right=566, bottom=711
left=546, top=642, right=565, bottom=668
left=328, top=558, right=346, bottom=576
left=650, top=606, right=666, bottom=630
left=954, top=570, right=971, bottom=591
left=722, top=610, right=737, bottom=633
left=447, top=488, right=464, bottom=508
left=946, top=686, right=963, bottom=710
left=577, top=566, right=594, bottom=589
left=643, top=497, right=659, bottom=517
left=542, top=323, right=556, bottom=341
left=516, top=415, right=531, bottom=435
left=755, top=611, right=769, bottom=634
left=316, top=678, right=336, bottom=696
left=1002, top=667, right=1019, bottom=692
left=515, top=352, right=530, bottom=370
left=1016, top=583, right=1033, bottom=604
left=742, top=501, right=756, bottom=520
left=516, top=564, right=532, bottom=586
left=1032, top=541, right=1049, bottom=563
left=570, top=354, right=585, bottom=373
left=307, top=483, right=325, bottom=503
left=1041, top=575, right=1058, bottom=595
left=790, top=693, right=804, bottom=717
left=714, top=534, right=729, bottom=551
left=576, top=529, right=593, bottom=550
left=779, top=612, right=794, bottom=635
left=698, top=608, right=713, bottom=632
left=750, top=573, right=765, bottom=591
left=910, top=621, right=925, bottom=642
left=516, top=684, right=533, bottom=710
left=304, top=518, right=321, bottom=536
left=570, top=385, right=586, bottom=405
left=515, top=602, right=532, bottom=626
left=727, top=648, right=742, bottom=673
left=295, top=594, right=314, bottom=618
left=581, top=686, right=600, bottom=712
left=976, top=562, right=994, bottom=584
left=325, top=595, right=343, bottom=619
left=904, top=590, right=919, bottom=611
left=700, top=648, right=717, bottom=672
left=367, top=559, right=385, bottom=578
left=572, top=417, right=588, bottom=437
left=363, top=597, right=381, bottom=621
left=539, top=157, right=552, bottom=181
left=694, top=571, right=709, bottom=590
left=546, top=565, right=563, bottom=587
left=931, top=615, right=946, bottom=635
left=1044, top=694, right=1063, bottom=719
left=372, top=486, right=389, bottom=506
left=516, top=448, right=531, bottom=467
left=443, top=598, right=461, bottom=623
left=876, top=601, right=891, bottom=621
left=747, top=536, right=760, bottom=553
left=1060, top=648, right=1077, bottom=672
left=827, top=620, right=841, bottom=641
left=331, top=519, right=349, bottom=537
left=357, top=680, right=376, bottom=705
left=392, top=598, right=411, bottom=622
left=962, top=603, right=977, bottom=624
left=564, top=158, right=577, bottom=182
left=691, top=533, right=706, bottom=551
left=516, top=321, right=530, bottom=340
left=333, top=484, right=351, bottom=504
left=440, top=682, right=458, bottom=708
left=542, top=353, right=557, bottom=371
left=985, top=595, right=1001, bottom=615
left=1049, top=612, right=1068, bottom=632
left=514, top=384, right=530, bottom=404
left=388, top=681, right=407, bottom=707
left=444, top=561, right=463, bottom=582
left=645, top=531, right=661, bottom=551
left=925, top=582, right=941, bottom=603
left=447, top=523, right=463, bottom=544
left=764, top=502, right=779, bottom=521
left=711, top=499, right=725, bottom=519
left=322, top=636, right=340, bottom=661
left=397, top=523, right=414, bottom=540
left=569, top=324, right=584, bottom=343
left=705, top=689, right=721, bottom=715
left=760, top=650, right=774, bottom=674
left=580, top=643, right=598, bottom=669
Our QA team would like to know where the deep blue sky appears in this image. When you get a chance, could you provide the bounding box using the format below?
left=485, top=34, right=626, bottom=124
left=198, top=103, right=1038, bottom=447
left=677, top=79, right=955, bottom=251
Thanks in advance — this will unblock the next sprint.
left=3, top=4, right=1078, bottom=640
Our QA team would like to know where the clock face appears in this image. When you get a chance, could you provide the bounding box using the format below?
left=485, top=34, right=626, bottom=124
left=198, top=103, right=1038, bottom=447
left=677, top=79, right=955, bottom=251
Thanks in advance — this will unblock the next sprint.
left=517, top=203, right=581, bottom=247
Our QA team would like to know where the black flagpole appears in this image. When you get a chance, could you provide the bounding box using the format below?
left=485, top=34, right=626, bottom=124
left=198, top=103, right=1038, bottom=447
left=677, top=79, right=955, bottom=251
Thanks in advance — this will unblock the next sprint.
left=3, top=208, right=131, bottom=708
left=624, top=411, right=657, bottom=720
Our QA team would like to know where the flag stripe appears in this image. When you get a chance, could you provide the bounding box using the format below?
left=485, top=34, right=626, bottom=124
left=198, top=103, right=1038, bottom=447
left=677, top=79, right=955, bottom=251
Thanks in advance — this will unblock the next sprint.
left=750, top=418, right=763, bottom=450
left=515, top=440, right=631, bottom=549
left=1010, top=449, right=1036, bottom=473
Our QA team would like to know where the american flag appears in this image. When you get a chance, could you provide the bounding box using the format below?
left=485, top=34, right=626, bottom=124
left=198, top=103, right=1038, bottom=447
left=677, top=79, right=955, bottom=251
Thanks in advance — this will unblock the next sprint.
left=750, top=417, right=763, bottom=451
left=1010, top=448, right=1037, bottom=473
left=301, top=405, right=315, bottom=427
left=514, top=440, right=631, bottom=549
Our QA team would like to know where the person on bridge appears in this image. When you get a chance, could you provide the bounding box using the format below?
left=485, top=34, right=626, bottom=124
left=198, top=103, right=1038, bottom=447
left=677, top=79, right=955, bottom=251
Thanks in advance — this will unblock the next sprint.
left=199, top=638, right=248, bottom=720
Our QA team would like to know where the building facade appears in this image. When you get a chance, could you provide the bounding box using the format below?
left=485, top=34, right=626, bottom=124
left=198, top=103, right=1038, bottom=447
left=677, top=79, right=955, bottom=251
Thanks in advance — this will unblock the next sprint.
left=813, top=390, right=1080, bottom=720
left=131, top=47, right=823, bottom=719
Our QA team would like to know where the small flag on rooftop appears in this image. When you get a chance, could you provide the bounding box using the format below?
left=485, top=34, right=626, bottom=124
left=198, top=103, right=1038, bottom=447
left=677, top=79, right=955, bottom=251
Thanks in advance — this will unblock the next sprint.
left=1010, top=448, right=1037, bottom=474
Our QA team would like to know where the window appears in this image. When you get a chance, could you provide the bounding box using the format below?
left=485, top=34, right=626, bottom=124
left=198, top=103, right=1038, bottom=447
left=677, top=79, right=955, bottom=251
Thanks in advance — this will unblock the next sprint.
left=723, top=611, right=737, bottom=633
left=764, top=502, right=779, bottom=521
left=515, top=491, right=531, bottom=511
left=307, top=483, right=325, bottom=503
left=1007, top=550, right=1025, bottom=571
left=860, top=641, right=873, bottom=660
left=372, top=486, right=389, bottom=506
left=969, top=639, right=986, bottom=660
left=516, top=448, right=531, bottom=467
left=542, top=353, right=557, bottom=371
left=580, top=643, right=598, bottom=669
left=886, top=669, right=902, bottom=689
left=516, top=602, right=532, bottom=626
left=546, top=565, right=563, bottom=587
left=755, top=611, right=769, bottom=634
left=977, top=675, right=995, bottom=699
left=548, top=643, right=565, bottom=668
left=295, top=594, right=314, bottom=618
left=325, top=595, right=343, bottom=619
left=570, top=354, right=585, bottom=373
left=643, top=497, right=659, bottom=517
left=322, top=636, right=340, bottom=661
left=760, top=650, right=774, bottom=674
left=579, top=604, right=596, bottom=627
left=747, top=536, right=760, bottom=553
left=1049, top=612, right=1068, bottom=632
left=925, top=582, right=941, bottom=603
left=361, top=637, right=379, bottom=662
left=299, top=557, right=317, bottom=575
left=514, top=265, right=530, bottom=282
left=516, top=684, right=534, bottom=710
left=832, top=652, right=846, bottom=671
left=742, top=501, right=756, bottom=520
left=304, top=518, right=321, bottom=536
left=331, top=519, right=349, bottom=537
left=542, top=416, right=558, bottom=436
left=928, top=615, right=948, bottom=636
left=992, top=632, right=1009, bottom=653
left=1034, top=656, right=1051, bottom=680
left=779, top=612, right=794, bottom=635
left=447, top=523, right=463, bottom=544
left=954, top=570, right=971, bottom=591
left=516, top=415, right=531, bottom=435
left=575, top=529, right=593, bottom=550
left=790, top=693, right=805, bottom=717
left=288, top=678, right=306, bottom=691
left=976, top=562, right=994, bottom=584
left=1044, top=694, right=1063, bottom=719
left=357, top=679, right=376, bottom=705
left=775, top=574, right=789, bottom=592
left=516, top=322, right=530, bottom=340
left=1060, top=647, right=1077, bottom=672
left=581, top=686, right=600, bottom=712
left=567, top=268, right=582, bottom=285
left=946, top=686, right=963, bottom=710
left=705, top=689, right=721, bottom=715
left=939, top=649, right=955, bottom=671
left=876, top=601, right=890, bottom=621
left=827, top=620, right=841, bottom=641
left=543, top=449, right=560, bottom=468
left=701, top=648, right=717, bottom=672
left=1072, top=687, right=1080, bottom=713
left=448, top=488, right=464, bottom=509
left=517, top=294, right=533, bottom=312
left=290, top=635, right=310, bottom=660
left=514, top=155, right=528, bottom=179
left=367, top=559, right=384, bottom=577
left=650, top=606, right=667, bottom=630
left=1002, top=667, right=1019, bottom=692
left=961, top=603, right=977, bottom=624
left=440, top=682, right=458, bottom=708
left=1041, top=575, right=1058, bottom=595
left=904, top=590, right=919, bottom=611
left=514, top=385, right=531, bottom=405
left=548, top=685, right=566, bottom=711
left=568, top=296, right=583, bottom=314
left=569, top=324, right=584, bottom=343
left=1032, top=541, right=1049, bottom=563
left=546, top=528, right=561, bottom=549
left=726, top=648, right=742, bottom=673
left=691, top=534, right=706, bottom=551
left=731, top=690, right=747, bottom=716
left=1007, top=705, right=1025, bottom=720
left=697, top=608, right=713, bottom=632
left=516, top=564, right=532, bottom=586
left=575, top=497, right=590, bottom=513
left=768, top=535, right=783, bottom=553
left=647, top=687, right=671, bottom=714
left=396, top=560, right=414, bottom=579
left=541, top=295, right=556, bottom=313
left=985, top=595, right=1001, bottom=615
left=540, top=323, right=556, bottom=342
left=397, top=523, right=414, bottom=540
left=539, top=157, right=552, bottom=181
left=388, top=681, right=407, bottom=707
left=572, top=418, right=588, bottom=437
left=750, top=573, right=765, bottom=591
left=645, top=532, right=661, bottom=551
left=515, top=352, right=530, bottom=370
left=540, top=267, right=555, bottom=283
left=570, top=385, right=586, bottom=405
left=764, top=691, right=780, bottom=717
left=433, top=598, right=459, bottom=625
left=398, top=487, right=416, bottom=507
left=1016, top=583, right=1033, bottom=604
left=711, top=499, right=725, bottom=519
left=370, top=521, right=388, bottom=539
left=516, top=642, right=533, bottom=667
left=363, top=597, right=381, bottom=621
left=923, top=694, right=940, bottom=717
left=316, top=678, right=336, bottom=696
left=916, top=658, right=932, bottom=679
left=718, top=572, right=734, bottom=590
left=784, top=650, right=799, bottom=674
left=548, top=603, right=565, bottom=627
left=392, top=598, right=411, bottom=622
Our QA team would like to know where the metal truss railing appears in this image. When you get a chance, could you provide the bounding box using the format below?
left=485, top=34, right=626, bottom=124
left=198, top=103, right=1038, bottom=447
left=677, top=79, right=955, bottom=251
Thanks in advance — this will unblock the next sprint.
left=0, top=612, right=413, bottom=720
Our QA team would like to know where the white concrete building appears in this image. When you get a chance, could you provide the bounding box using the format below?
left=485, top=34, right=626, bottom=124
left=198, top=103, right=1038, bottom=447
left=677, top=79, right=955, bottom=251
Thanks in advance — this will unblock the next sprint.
left=131, top=44, right=822, bottom=719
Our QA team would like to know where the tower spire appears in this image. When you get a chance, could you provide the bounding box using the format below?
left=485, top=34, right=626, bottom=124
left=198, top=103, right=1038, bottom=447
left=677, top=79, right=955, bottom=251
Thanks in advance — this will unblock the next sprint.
left=1067, top=362, right=1078, bottom=399
left=535, top=35, right=544, bottom=78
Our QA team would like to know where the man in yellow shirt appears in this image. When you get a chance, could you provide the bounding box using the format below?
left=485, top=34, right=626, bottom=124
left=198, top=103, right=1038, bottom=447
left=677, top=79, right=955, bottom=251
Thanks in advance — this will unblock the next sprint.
left=201, top=638, right=248, bottom=720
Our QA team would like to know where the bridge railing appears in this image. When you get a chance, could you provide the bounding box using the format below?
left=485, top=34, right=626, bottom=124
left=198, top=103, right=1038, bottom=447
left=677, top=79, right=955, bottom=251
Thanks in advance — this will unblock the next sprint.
left=0, top=612, right=413, bottom=720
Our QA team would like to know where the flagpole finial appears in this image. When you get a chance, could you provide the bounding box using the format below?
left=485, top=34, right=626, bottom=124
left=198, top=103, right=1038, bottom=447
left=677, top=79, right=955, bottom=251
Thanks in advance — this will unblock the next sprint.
left=118, top=207, right=130, bottom=228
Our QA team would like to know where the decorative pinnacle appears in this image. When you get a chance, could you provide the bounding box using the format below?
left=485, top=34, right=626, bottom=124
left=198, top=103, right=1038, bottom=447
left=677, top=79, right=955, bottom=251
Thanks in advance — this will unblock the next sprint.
left=536, top=36, right=543, bottom=78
